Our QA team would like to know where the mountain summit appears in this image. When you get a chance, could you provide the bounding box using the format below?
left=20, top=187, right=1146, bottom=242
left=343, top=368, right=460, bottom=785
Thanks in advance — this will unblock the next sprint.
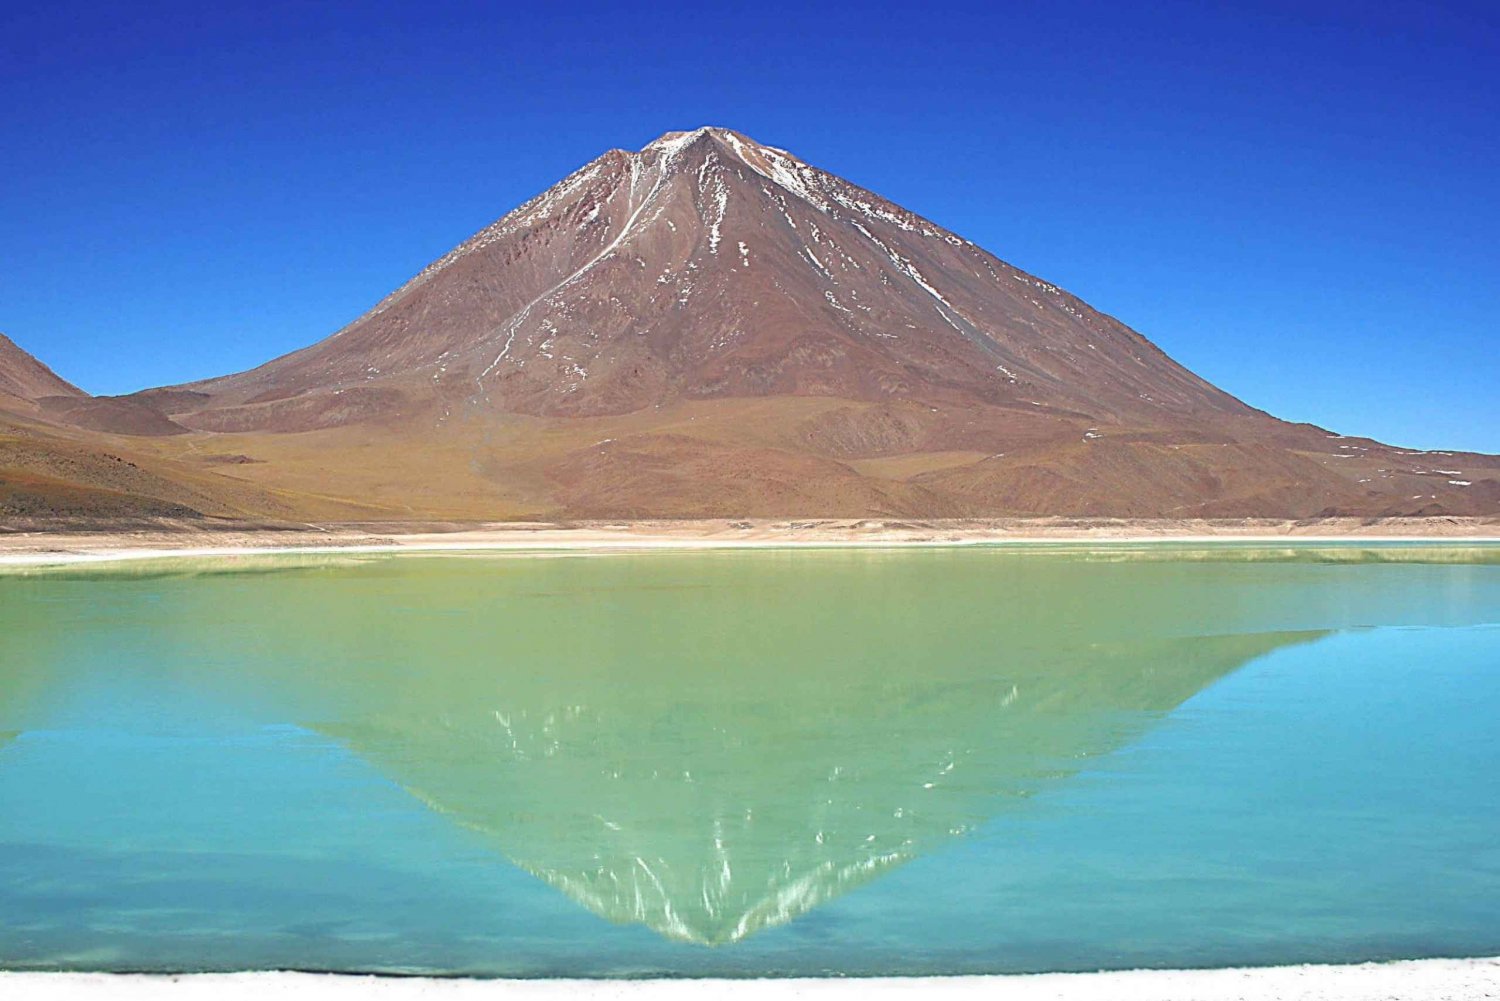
left=9, top=128, right=1497, bottom=520
left=167, top=126, right=1249, bottom=427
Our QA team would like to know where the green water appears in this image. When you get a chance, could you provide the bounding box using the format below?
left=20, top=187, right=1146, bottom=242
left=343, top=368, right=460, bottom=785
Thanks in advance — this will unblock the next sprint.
left=0, top=544, right=1497, bottom=975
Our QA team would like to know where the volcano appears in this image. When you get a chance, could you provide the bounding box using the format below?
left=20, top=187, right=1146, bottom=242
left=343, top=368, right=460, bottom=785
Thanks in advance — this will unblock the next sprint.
left=9, top=128, right=1500, bottom=520
left=169, top=127, right=1250, bottom=426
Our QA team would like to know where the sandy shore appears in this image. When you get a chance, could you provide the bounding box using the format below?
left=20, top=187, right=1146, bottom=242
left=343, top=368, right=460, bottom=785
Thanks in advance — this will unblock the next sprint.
left=3, top=957, right=1498, bottom=999
left=1, top=515, right=1497, bottom=566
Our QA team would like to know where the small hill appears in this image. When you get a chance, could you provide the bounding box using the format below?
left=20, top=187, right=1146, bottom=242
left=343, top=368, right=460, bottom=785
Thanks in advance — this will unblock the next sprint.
left=0, top=332, right=83, bottom=405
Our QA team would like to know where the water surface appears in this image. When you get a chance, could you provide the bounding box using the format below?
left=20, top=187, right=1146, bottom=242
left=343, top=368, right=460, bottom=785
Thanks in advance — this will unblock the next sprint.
left=1, top=544, right=1497, bottom=975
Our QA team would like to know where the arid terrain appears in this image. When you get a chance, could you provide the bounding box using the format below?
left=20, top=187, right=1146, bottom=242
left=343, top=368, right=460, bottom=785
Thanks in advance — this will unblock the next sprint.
left=2, top=127, right=1497, bottom=529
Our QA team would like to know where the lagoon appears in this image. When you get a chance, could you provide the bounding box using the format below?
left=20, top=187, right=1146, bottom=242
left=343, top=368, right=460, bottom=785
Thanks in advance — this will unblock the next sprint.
left=1, top=545, right=1497, bottom=976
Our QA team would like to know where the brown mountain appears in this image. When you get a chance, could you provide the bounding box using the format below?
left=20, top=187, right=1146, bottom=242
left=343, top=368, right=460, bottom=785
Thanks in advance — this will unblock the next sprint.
left=8, top=128, right=1500, bottom=521
left=0, top=333, right=83, bottom=406
left=0, top=336, right=340, bottom=523
left=166, top=127, right=1249, bottom=426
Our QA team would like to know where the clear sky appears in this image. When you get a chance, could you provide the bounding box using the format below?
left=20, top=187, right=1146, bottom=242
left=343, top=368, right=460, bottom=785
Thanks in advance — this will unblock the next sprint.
left=2, top=1, right=1495, bottom=451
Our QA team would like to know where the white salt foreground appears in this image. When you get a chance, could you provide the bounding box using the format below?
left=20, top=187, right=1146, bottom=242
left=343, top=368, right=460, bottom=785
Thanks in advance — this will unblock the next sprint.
left=4, top=958, right=1499, bottom=1000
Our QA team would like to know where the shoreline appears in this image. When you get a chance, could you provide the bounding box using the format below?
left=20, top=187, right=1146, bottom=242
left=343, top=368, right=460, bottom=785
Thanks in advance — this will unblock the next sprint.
left=4, top=956, right=1499, bottom=999
left=2, top=516, right=1499, bottom=567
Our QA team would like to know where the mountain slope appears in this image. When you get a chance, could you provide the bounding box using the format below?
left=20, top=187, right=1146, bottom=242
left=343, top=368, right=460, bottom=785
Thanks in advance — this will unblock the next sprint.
left=162, top=128, right=1254, bottom=429
left=0, top=333, right=83, bottom=405
left=12, top=127, right=1500, bottom=521
left=0, top=338, right=363, bottom=523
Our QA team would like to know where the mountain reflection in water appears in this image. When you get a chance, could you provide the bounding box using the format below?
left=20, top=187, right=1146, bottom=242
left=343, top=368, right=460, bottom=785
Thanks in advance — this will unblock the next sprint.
left=2, top=546, right=1496, bottom=945
left=316, top=630, right=1314, bottom=943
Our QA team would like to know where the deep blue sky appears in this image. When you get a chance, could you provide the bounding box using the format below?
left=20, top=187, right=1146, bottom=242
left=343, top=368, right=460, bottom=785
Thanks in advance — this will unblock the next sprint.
left=2, top=1, right=1495, bottom=451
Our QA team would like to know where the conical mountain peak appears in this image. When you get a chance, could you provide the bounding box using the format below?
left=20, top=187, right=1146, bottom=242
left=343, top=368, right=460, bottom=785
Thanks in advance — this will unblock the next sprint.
left=80, top=128, right=1494, bottom=521
left=638, top=126, right=817, bottom=195
left=642, top=125, right=731, bottom=149
left=641, top=125, right=791, bottom=160
left=175, top=123, right=1218, bottom=425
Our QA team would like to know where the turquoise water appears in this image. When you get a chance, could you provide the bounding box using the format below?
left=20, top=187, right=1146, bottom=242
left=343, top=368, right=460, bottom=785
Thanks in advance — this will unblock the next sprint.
left=0, top=544, right=1497, bottom=976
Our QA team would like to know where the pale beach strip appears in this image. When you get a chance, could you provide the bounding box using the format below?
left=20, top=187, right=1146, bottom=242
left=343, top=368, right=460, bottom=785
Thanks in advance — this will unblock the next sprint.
left=2, top=517, right=1498, bottom=568
left=3, top=957, right=1499, bottom=1000
left=4, top=535, right=1500, bottom=569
